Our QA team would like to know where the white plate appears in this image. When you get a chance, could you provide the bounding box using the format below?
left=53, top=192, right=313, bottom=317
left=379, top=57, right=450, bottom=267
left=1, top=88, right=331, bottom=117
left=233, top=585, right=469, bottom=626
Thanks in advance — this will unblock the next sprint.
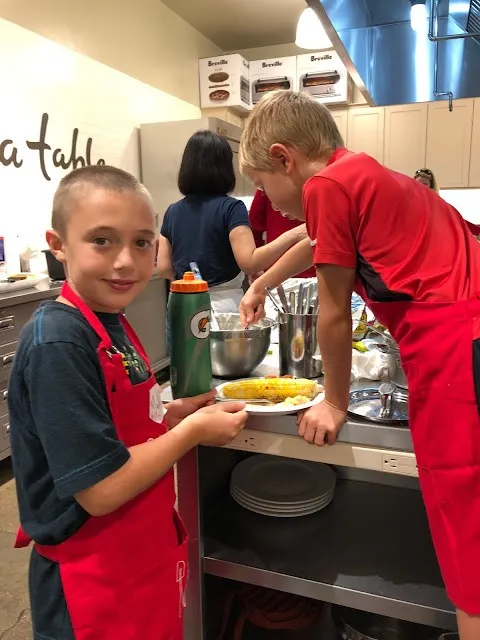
left=231, top=456, right=336, bottom=504
left=231, top=492, right=334, bottom=518
left=216, top=379, right=324, bottom=415
left=231, top=485, right=334, bottom=508
left=0, top=273, right=48, bottom=293
left=230, top=487, right=334, bottom=512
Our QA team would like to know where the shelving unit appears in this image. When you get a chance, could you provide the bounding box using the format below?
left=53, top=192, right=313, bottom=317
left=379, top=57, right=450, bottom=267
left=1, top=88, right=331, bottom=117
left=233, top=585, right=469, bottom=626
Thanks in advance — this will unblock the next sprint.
left=201, top=469, right=456, bottom=632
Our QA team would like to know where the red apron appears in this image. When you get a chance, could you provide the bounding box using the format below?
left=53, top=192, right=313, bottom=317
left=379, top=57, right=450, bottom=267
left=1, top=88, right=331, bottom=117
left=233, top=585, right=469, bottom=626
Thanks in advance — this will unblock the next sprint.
left=366, top=292, right=480, bottom=614
left=14, top=282, right=188, bottom=639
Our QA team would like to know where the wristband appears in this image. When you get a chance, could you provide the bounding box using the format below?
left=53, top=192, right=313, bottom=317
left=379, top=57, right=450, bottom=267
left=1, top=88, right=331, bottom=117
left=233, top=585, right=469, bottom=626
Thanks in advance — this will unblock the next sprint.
left=324, top=399, right=348, bottom=414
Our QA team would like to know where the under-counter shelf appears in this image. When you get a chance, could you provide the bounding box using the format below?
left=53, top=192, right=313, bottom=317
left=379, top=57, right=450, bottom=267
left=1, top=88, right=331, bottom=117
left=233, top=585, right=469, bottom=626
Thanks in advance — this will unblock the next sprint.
left=202, top=477, right=456, bottom=631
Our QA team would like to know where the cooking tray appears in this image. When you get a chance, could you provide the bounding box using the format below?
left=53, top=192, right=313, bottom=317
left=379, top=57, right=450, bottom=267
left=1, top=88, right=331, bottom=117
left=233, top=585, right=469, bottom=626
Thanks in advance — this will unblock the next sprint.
left=347, top=388, right=409, bottom=425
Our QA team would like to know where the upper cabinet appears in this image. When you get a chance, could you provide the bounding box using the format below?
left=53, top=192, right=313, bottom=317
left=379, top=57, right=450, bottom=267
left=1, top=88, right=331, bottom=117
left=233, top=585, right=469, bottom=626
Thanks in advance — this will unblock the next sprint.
left=384, top=103, right=427, bottom=177
left=330, top=109, right=348, bottom=147
left=347, top=106, right=385, bottom=163
left=469, top=98, right=480, bottom=188
left=426, top=99, right=474, bottom=188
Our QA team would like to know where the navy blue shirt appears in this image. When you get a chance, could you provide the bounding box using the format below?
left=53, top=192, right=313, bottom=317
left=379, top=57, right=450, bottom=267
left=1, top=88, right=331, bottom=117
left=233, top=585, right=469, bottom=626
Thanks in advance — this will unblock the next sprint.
left=160, top=195, right=250, bottom=285
left=8, top=301, right=149, bottom=639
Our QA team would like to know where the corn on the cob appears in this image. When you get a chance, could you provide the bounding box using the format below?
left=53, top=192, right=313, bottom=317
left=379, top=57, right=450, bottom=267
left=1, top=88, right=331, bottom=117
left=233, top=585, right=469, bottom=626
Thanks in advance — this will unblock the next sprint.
left=221, top=378, right=320, bottom=404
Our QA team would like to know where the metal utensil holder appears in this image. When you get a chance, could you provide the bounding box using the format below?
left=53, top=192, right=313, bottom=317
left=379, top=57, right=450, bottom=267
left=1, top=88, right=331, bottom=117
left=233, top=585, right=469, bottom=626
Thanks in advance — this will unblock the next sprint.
left=278, top=312, right=322, bottom=379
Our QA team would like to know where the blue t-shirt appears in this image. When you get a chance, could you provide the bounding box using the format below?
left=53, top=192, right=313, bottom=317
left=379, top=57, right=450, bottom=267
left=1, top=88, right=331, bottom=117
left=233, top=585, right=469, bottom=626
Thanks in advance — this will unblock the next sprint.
left=8, top=301, right=149, bottom=639
left=160, top=195, right=250, bottom=286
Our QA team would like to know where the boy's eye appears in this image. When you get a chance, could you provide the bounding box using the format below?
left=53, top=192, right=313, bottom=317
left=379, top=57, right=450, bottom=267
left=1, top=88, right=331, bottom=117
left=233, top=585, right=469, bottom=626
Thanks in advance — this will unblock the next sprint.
left=93, top=237, right=111, bottom=247
left=136, top=239, right=153, bottom=249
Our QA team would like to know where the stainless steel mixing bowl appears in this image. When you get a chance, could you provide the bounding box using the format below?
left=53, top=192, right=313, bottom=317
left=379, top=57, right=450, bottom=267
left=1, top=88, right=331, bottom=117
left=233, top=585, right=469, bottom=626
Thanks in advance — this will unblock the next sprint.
left=210, top=313, right=273, bottom=378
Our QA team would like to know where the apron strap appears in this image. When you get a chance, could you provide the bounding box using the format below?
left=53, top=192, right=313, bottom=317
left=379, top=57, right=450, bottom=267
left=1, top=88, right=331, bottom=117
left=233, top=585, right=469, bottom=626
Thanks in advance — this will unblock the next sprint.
left=61, top=282, right=112, bottom=349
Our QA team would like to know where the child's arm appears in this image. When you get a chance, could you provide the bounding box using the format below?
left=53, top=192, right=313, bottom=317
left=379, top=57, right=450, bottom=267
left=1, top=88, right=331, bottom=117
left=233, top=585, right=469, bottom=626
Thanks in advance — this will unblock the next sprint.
left=75, top=402, right=246, bottom=516
left=21, top=341, right=246, bottom=519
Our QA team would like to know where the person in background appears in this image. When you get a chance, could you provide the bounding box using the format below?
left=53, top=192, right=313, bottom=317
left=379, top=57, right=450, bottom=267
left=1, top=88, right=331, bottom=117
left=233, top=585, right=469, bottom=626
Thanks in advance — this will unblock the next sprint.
left=8, top=165, right=248, bottom=640
left=156, top=130, right=306, bottom=314
left=413, top=168, right=439, bottom=192
left=238, top=89, right=480, bottom=640
left=249, top=189, right=316, bottom=279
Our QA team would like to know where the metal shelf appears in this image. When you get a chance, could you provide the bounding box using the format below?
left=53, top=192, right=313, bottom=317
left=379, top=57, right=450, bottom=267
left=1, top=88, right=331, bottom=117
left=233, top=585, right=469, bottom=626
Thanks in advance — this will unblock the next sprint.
left=203, top=478, right=456, bottom=631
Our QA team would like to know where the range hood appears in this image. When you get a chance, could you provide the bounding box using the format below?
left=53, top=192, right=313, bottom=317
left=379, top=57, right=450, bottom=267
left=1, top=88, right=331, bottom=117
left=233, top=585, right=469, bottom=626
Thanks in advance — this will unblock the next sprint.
left=306, top=0, right=480, bottom=107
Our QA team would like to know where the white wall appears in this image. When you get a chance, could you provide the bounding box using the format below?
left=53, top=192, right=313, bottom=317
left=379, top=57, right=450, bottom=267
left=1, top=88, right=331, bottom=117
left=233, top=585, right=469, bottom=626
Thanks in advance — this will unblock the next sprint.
left=440, top=189, right=480, bottom=224
left=0, top=0, right=221, bottom=107
left=0, top=18, right=202, bottom=269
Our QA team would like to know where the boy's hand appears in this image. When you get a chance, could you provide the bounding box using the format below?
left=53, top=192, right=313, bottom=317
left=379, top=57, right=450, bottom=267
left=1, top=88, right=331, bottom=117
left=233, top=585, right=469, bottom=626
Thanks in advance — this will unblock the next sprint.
left=165, top=390, right=216, bottom=429
left=239, top=285, right=266, bottom=326
left=296, top=400, right=346, bottom=446
left=182, top=402, right=248, bottom=446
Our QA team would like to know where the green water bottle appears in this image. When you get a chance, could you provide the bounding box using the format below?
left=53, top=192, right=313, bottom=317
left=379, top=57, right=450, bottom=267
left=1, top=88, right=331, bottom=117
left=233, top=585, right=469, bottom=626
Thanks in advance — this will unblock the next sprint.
left=168, top=271, right=212, bottom=399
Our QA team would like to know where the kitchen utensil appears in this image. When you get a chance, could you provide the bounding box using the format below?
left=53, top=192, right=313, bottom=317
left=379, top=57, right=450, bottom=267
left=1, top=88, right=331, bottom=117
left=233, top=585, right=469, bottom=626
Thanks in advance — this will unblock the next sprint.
left=378, top=381, right=396, bottom=419
left=276, top=284, right=289, bottom=313
left=333, top=606, right=440, bottom=640
left=210, top=314, right=273, bottom=378
left=209, top=309, right=220, bottom=331
left=289, top=291, right=296, bottom=315
left=375, top=343, right=408, bottom=389
left=347, top=387, right=409, bottom=425
left=265, top=287, right=284, bottom=314
left=279, top=312, right=322, bottom=378
left=43, top=249, right=66, bottom=281
left=230, top=455, right=336, bottom=517
left=303, top=283, right=313, bottom=314
left=215, top=380, right=324, bottom=415
left=296, top=283, right=305, bottom=314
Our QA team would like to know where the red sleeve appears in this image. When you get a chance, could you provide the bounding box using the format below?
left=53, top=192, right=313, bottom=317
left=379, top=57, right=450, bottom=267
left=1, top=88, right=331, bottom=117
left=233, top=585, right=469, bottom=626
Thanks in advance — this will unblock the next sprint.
left=249, top=190, right=267, bottom=247
left=303, top=176, right=357, bottom=268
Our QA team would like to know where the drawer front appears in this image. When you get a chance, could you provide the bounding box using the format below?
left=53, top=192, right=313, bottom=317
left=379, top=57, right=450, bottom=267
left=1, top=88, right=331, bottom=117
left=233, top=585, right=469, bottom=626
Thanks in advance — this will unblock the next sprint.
left=0, top=413, right=10, bottom=451
left=0, top=341, right=17, bottom=383
left=0, top=379, right=7, bottom=417
left=0, top=301, right=40, bottom=346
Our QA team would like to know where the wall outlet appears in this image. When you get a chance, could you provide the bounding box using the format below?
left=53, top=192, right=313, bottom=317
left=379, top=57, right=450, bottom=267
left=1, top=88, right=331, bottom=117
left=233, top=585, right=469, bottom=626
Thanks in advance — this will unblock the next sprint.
left=382, top=454, right=417, bottom=476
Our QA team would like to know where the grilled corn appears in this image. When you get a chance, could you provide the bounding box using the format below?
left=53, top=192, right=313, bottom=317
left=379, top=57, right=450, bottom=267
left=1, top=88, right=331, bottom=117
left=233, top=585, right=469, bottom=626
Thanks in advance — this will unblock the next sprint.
left=221, top=378, right=321, bottom=404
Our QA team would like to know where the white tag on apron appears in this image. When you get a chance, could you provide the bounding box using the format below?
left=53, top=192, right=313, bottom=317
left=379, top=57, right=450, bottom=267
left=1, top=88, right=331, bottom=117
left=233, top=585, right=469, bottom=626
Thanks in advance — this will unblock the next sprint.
left=149, top=383, right=167, bottom=423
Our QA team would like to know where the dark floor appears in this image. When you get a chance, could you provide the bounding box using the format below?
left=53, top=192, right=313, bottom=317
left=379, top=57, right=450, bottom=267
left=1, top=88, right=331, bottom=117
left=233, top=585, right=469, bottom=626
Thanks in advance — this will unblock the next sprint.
left=0, top=457, right=32, bottom=639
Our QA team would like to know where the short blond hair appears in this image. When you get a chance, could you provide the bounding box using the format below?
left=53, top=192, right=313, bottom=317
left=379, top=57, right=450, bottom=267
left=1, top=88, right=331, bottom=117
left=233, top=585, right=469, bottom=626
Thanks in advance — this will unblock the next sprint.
left=52, top=165, right=153, bottom=237
left=240, top=90, right=344, bottom=173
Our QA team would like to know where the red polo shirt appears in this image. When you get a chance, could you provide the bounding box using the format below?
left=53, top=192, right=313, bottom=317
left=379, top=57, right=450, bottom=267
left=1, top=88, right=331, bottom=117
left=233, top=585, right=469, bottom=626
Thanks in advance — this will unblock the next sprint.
left=249, top=190, right=316, bottom=279
left=303, top=148, right=480, bottom=303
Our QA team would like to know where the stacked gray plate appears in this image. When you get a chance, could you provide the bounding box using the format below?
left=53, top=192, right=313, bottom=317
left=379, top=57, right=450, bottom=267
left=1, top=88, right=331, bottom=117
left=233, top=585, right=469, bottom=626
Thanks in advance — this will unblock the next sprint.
left=230, top=455, right=336, bottom=518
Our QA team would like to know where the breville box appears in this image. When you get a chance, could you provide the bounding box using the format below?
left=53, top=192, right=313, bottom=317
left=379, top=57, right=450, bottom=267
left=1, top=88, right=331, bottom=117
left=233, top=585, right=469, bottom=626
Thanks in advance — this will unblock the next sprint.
left=250, top=56, right=297, bottom=105
left=297, top=50, right=351, bottom=105
left=199, top=54, right=251, bottom=113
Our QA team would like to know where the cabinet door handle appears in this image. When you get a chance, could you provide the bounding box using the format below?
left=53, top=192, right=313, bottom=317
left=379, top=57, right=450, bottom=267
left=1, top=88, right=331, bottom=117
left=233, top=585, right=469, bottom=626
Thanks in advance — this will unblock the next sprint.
left=2, top=353, right=15, bottom=367
left=4, top=424, right=9, bottom=436
left=2, top=390, right=7, bottom=401
left=0, top=316, right=14, bottom=331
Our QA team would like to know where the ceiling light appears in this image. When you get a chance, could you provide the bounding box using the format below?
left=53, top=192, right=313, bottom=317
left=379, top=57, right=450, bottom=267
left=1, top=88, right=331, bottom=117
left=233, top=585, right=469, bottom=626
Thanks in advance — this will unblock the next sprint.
left=295, top=7, right=333, bottom=50
left=410, top=0, right=427, bottom=33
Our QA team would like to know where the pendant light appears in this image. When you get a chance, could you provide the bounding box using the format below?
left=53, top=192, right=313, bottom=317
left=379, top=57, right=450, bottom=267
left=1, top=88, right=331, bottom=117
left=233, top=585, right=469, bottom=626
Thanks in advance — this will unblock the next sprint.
left=295, top=7, right=333, bottom=50
left=410, top=0, right=428, bottom=33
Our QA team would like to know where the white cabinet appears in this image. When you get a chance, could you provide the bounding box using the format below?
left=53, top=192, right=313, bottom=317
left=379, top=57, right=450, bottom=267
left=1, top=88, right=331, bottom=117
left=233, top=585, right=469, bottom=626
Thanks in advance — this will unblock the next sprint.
left=384, top=103, right=427, bottom=177
left=124, top=277, right=169, bottom=372
left=426, top=99, right=474, bottom=188
left=469, top=98, right=480, bottom=187
left=347, top=106, right=385, bottom=163
left=330, top=109, right=348, bottom=146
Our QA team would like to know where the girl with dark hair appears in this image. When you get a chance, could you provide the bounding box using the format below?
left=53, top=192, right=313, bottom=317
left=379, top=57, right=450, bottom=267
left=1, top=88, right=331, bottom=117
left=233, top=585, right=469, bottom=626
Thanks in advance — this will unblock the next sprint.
left=157, top=130, right=306, bottom=313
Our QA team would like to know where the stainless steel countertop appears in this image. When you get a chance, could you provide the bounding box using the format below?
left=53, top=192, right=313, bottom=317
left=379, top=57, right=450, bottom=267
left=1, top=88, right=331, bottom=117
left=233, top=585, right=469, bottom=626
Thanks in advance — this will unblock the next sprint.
left=162, top=348, right=414, bottom=453
left=0, top=272, right=163, bottom=309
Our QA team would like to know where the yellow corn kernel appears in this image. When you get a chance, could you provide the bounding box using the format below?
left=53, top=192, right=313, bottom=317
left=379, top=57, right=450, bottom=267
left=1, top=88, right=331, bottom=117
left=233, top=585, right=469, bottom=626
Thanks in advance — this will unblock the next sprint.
left=221, top=378, right=320, bottom=404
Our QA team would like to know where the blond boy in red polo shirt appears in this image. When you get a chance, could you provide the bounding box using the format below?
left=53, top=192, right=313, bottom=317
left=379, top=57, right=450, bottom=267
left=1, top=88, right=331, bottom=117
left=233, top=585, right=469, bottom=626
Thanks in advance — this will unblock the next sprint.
left=239, top=90, right=480, bottom=640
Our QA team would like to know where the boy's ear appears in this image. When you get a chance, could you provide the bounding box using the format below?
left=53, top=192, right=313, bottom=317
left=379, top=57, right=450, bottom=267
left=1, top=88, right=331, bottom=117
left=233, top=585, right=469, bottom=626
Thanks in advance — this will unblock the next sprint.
left=269, top=144, right=294, bottom=173
left=46, top=229, right=66, bottom=264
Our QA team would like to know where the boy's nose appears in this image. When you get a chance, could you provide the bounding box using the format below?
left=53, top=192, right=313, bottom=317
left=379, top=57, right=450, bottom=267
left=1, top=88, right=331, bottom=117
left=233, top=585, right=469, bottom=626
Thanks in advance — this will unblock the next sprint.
left=114, top=247, right=135, bottom=270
